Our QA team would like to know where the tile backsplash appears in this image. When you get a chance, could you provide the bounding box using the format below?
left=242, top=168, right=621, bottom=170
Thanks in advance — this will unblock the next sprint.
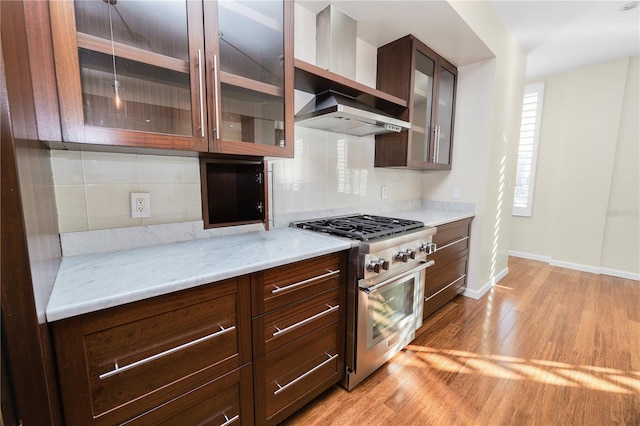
left=50, top=151, right=201, bottom=233
left=51, top=127, right=424, bottom=234
left=270, top=127, right=423, bottom=220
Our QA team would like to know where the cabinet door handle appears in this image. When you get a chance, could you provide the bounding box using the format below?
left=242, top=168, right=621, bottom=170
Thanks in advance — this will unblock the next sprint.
left=197, top=49, right=205, bottom=138
left=274, top=353, right=338, bottom=395
left=434, top=125, right=440, bottom=162
left=434, top=236, right=469, bottom=252
left=213, top=54, right=220, bottom=140
left=98, top=325, right=235, bottom=380
left=271, top=269, right=340, bottom=295
left=431, top=126, right=438, bottom=163
left=424, top=274, right=466, bottom=302
left=220, top=413, right=239, bottom=426
left=273, top=304, right=339, bottom=337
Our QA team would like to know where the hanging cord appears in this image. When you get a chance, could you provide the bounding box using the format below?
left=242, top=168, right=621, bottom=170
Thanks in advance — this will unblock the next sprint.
left=106, top=0, right=122, bottom=108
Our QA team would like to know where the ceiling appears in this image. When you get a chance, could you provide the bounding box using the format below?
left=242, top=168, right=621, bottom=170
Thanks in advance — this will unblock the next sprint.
left=491, top=0, right=640, bottom=78
left=296, top=1, right=495, bottom=66
left=297, top=1, right=640, bottom=79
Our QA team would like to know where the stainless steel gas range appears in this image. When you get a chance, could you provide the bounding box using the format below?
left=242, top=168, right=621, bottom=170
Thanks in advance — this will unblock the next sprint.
left=292, top=214, right=436, bottom=390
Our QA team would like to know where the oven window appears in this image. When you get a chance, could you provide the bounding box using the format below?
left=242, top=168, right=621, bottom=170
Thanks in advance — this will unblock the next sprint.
left=369, top=276, right=415, bottom=342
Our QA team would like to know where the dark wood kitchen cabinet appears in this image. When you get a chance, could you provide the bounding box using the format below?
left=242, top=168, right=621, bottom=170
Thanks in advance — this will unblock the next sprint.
left=51, top=276, right=253, bottom=425
left=423, top=218, right=472, bottom=319
left=251, top=252, right=347, bottom=426
left=48, top=0, right=294, bottom=157
left=375, top=35, right=457, bottom=170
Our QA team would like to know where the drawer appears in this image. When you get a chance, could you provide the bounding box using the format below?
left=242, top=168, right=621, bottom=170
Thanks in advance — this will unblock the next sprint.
left=254, top=321, right=343, bottom=425
left=252, top=252, right=346, bottom=316
left=425, top=254, right=468, bottom=298
left=253, top=287, right=343, bottom=357
left=423, top=256, right=468, bottom=320
left=432, top=218, right=471, bottom=246
left=52, top=277, right=252, bottom=425
left=423, top=277, right=466, bottom=319
left=123, top=364, right=253, bottom=426
left=429, top=219, right=471, bottom=266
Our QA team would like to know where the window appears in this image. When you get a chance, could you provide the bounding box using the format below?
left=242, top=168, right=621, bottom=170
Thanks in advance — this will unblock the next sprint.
left=513, top=82, right=544, bottom=217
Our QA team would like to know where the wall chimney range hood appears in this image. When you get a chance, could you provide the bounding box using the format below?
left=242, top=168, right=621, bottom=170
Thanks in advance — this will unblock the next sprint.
left=294, top=5, right=409, bottom=137
left=295, top=90, right=410, bottom=136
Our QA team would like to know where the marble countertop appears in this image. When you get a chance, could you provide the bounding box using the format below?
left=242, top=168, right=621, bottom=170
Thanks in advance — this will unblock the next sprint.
left=387, top=208, right=475, bottom=228
left=46, top=227, right=351, bottom=322
left=47, top=204, right=474, bottom=322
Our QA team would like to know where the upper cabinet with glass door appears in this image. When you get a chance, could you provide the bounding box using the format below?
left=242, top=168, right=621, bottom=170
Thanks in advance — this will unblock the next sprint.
left=203, top=0, right=294, bottom=157
left=49, top=0, right=208, bottom=151
left=48, top=0, right=293, bottom=157
left=374, top=35, right=457, bottom=170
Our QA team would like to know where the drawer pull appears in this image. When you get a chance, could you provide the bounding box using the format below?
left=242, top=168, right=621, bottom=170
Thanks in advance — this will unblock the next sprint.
left=434, top=236, right=469, bottom=252
left=220, top=413, right=239, bottom=426
left=274, top=352, right=338, bottom=395
left=424, top=274, right=466, bottom=301
left=98, top=325, right=236, bottom=380
left=273, top=304, right=339, bottom=337
left=271, top=269, right=340, bottom=295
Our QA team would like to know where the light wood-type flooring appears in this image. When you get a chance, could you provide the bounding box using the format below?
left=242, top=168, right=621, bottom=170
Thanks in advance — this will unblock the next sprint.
left=283, top=257, right=640, bottom=425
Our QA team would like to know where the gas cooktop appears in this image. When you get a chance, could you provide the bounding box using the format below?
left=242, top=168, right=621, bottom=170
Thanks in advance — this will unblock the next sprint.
left=292, top=214, right=424, bottom=241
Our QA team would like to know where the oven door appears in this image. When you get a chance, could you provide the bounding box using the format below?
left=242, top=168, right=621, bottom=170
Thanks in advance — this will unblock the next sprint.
left=347, top=260, right=433, bottom=390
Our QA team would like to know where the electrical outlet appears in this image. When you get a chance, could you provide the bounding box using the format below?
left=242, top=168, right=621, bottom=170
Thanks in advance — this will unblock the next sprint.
left=131, top=192, right=150, bottom=218
left=381, top=186, right=388, bottom=200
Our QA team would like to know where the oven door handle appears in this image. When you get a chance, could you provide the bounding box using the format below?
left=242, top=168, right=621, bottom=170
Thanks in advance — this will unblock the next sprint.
left=359, top=260, right=435, bottom=294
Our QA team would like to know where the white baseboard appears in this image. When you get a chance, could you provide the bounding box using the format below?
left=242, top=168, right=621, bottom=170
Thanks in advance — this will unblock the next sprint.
left=463, top=267, right=509, bottom=300
left=600, top=268, right=640, bottom=281
left=508, top=250, right=551, bottom=263
left=508, top=250, right=639, bottom=281
left=548, top=259, right=600, bottom=275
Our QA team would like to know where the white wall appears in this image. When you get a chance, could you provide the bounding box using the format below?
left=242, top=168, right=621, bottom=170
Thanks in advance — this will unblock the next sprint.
left=601, top=56, right=640, bottom=277
left=433, top=1, right=526, bottom=296
left=510, top=57, right=639, bottom=279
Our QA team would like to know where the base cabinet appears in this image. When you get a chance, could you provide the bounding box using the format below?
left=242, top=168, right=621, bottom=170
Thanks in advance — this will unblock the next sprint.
left=51, top=276, right=252, bottom=425
left=51, top=252, right=347, bottom=425
left=251, top=252, right=347, bottom=426
left=424, top=218, right=472, bottom=319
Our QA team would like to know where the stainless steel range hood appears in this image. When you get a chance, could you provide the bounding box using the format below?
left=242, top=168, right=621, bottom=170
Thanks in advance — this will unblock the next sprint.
left=294, top=5, right=409, bottom=137
left=295, top=90, right=410, bottom=136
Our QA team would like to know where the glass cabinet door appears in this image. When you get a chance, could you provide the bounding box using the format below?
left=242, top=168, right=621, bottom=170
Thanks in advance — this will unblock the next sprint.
left=207, top=0, right=293, bottom=156
left=50, top=0, right=207, bottom=150
left=69, top=1, right=206, bottom=145
left=434, top=65, right=456, bottom=165
left=410, top=51, right=435, bottom=164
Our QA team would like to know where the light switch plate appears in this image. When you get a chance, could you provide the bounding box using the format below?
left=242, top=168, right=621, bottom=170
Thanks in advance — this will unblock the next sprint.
left=452, top=186, right=461, bottom=200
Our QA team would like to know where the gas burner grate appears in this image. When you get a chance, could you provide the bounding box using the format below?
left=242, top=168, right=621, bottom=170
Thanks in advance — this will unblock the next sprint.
left=293, top=214, right=424, bottom=241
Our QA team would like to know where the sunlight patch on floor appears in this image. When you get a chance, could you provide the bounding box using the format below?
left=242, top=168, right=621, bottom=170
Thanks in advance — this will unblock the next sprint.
left=400, top=345, right=640, bottom=395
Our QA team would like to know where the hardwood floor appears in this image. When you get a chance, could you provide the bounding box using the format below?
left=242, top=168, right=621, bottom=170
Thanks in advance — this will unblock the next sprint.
left=283, top=257, right=640, bottom=425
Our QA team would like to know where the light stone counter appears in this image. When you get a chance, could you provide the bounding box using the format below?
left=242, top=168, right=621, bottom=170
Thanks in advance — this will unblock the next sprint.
left=46, top=227, right=351, bottom=322
left=47, top=200, right=474, bottom=322
left=388, top=209, right=475, bottom=228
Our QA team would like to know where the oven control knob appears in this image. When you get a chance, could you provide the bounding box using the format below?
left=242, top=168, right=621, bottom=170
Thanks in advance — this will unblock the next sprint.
left=406, top=249, right=416, bottom=259
left=367, top=261, right=382, bottom=273
left=381, top=259, right=390, bottom=270
left=419, top=242, right=436, bottom=254
left=396, top=252, right=409, bottom=262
